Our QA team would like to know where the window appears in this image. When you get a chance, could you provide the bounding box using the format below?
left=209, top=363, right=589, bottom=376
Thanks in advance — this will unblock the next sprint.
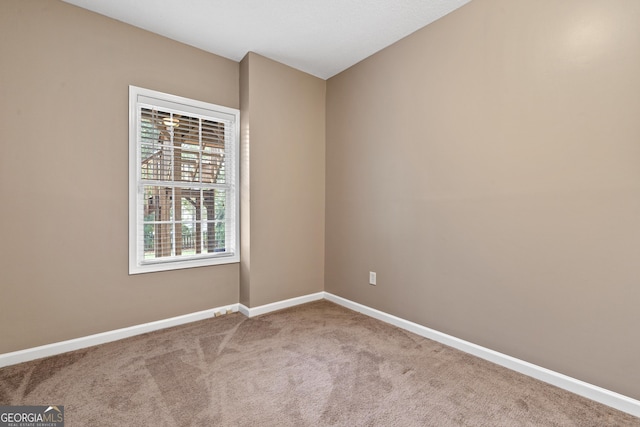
left=129, top=86, right=239, bottom=274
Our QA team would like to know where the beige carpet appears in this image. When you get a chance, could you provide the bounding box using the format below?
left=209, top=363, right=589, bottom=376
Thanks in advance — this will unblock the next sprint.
left=1, top=300, right=638, bottom=426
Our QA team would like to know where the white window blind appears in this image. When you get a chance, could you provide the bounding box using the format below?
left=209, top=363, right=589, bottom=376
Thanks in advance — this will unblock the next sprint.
left=129, top=86, right=239, bottom=274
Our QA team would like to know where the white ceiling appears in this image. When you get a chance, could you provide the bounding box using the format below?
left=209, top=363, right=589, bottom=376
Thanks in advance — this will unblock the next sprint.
left=62, top=0, right=471, bottom=79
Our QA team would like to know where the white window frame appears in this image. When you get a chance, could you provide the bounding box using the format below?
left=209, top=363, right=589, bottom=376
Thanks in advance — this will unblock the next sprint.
left=129, top=85, right=240, bottom=274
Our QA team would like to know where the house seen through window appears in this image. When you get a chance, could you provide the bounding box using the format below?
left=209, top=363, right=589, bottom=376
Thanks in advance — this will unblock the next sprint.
left=129, top=86, right=239, bottom=274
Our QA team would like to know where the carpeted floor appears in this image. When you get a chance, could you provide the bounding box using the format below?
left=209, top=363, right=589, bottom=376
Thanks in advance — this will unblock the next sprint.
left=1, top=300, right=638, bottom=426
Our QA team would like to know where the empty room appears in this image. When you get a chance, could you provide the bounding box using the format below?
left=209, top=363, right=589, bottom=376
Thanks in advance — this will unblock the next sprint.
left=1, top=0, right=639, bottom=425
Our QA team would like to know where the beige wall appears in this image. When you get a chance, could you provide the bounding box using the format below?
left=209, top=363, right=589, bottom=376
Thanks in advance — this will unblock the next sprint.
left=239, top=56, right=252, bottom=307
left=326, top=0, right=640, bottom=399
left=0, top=0, right=239, bottom=353
left=240, top=53, right=325, bottom=307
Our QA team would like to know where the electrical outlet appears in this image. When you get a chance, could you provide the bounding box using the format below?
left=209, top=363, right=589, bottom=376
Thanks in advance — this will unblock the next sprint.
left=369, top=271, right=376, bottom=285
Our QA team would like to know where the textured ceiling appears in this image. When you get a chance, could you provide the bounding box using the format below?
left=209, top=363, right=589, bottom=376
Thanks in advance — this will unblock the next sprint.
left=62, top=0, right=471, bottom=79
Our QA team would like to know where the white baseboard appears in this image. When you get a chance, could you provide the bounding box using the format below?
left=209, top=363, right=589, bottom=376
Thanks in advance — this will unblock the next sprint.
left=239, top=292, right=324, bottom=317
left=324, top=292, right=640, bottom=418
left=0, top=303, right=239, bottom=368
left=1, top=291, right=638, bottom=419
